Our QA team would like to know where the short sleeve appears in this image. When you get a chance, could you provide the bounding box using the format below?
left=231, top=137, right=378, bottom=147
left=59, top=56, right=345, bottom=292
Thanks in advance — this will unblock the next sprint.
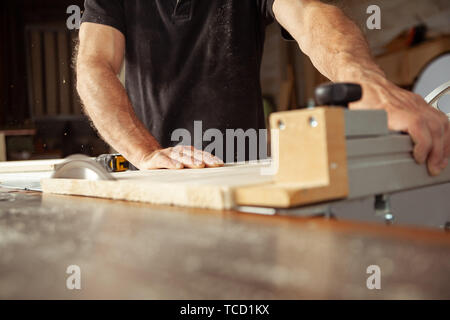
left=81, top=0, right=126, bottom=36
left=257, top=0, right=276, bottom=24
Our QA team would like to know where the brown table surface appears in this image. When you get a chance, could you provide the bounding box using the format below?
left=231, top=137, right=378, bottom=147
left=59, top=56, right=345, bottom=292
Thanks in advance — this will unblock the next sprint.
left=0, top=129, right=36, bottom=136
left=0, top=187, right=449, bottom=299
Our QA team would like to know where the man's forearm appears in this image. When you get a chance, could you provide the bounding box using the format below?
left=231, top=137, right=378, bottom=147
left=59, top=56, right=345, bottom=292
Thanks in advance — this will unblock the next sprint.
left=275, top=0, right=386, bottom=84
left=273, top=0, right=450, bottom=176
left=77, top=59, right=161, bottom=166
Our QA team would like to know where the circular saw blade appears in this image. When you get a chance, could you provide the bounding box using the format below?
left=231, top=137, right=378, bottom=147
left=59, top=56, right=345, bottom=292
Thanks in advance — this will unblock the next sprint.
left=51, top=154, right=116, bottom=181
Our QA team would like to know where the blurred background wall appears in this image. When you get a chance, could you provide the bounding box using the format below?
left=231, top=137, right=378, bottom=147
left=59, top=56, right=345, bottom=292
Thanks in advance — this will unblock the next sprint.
left=261, top=0, right=450, bottom=108
left=0, top=0, right=108, bottom=161
left=0, top=0, right=449, bottom=161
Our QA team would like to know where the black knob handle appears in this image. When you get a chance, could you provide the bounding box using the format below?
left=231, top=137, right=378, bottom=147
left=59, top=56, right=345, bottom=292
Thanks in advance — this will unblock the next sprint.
left=315, top=83, right=362, bottom=108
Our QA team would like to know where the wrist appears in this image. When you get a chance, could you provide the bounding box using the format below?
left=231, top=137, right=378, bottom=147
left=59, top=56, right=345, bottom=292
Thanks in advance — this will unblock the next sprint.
left=333, top=52, right=386, bottom=84
left=136, top=147, right=161, bottom=165
left=122, top=144, right=161, bottom=168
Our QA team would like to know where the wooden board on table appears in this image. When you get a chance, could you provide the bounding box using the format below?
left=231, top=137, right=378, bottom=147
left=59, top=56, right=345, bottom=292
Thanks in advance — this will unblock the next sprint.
left=42, top=162, right=274, bottom=210
left=0, top=159, right=65, bottom=173
left=235, top=108, right=349, bottom=208
left=41, top=159, right=347, bottom=210
left=0, top=133, right=6, bottom=162
left=41, top=161, right=325, bottom=210
left=41, top=108, right=349, bottom=210
left=41, top=160, right=348, bottom=210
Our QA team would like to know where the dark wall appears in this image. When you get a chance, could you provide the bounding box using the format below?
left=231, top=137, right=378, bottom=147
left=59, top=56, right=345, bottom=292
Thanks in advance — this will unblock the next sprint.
left=0, top=0, right=83, bottom=127
left=0, top=1, right=28, bottom=126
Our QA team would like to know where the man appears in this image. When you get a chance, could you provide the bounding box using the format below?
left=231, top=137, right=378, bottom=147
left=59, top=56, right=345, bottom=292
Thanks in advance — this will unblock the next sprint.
left=77, top=0, right=449, bottom=174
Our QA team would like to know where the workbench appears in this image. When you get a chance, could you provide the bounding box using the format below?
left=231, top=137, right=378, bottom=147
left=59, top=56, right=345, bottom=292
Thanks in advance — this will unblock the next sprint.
left=0, top=129, right=36, bottom=161
left=1, top=186, right=449, bottom=299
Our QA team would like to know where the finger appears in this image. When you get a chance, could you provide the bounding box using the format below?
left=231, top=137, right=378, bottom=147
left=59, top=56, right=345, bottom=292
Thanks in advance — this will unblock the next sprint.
left=425, top=108, right=449, bottom=172
left=408, top=116, right=433, bottom=165
left=181, top=148, right=224, bottom=167
left=196, top=150, right=224, bottom=167
left=426, top=121, right=445, bottom=176
left=173, top=145, right=193, bottom=153
left=441, top=158, right=449, bottom=170
left=147, top=153, right=183, bottom=170
left=443, top=130, right=450, bottom=159
left=180, top=149, right=207, bottom=167
left=425, top=101, right=450, bottom=168
left=439, top=117, right=450, bottom=169
left=441, top=117, right=450, bottom=161
left=174, top=154, right=206, bottom=169
left=168, top=149, right=205, bottom=168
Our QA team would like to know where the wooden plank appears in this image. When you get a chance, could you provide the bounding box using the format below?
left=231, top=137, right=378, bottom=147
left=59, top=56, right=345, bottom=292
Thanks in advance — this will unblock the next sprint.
left=30, top=30, right=45, bottom=117
left=0, top=129, right=36, bottom=136
left=0, top=159, right=65, bottom=173
left=57, top=31, right=72, bottom=115
left=41, top=108, right=349, bottom=210
left=42, top=162, right=273, bottom=210
left=235, top=108, right=349, bottom=208
left=376, top=36, right=450, bottom=86
left=278, top=65, right=295, bottom=111
left=0, top=133, right=6, bottom=162
left=43, top=31, right=58, bottom=115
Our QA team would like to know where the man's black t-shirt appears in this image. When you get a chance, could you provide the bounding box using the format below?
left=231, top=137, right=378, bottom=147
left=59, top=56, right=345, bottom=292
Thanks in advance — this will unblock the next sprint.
left=81, top=0, right=275, bottom=161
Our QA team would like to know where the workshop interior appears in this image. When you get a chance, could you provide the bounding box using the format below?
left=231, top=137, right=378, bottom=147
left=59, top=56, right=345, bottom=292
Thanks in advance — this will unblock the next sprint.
left=1, top=0, right=450, bottom=303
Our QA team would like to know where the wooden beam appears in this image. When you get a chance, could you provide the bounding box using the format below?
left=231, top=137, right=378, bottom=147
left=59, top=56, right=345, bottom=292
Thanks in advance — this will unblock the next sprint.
left=41, top=108, right=349, bottom=210
left=235, top=108, right=349, bottom=207
left=0, top=133, right=6, bottom=161
left=0, top=159, right=64, bottom=173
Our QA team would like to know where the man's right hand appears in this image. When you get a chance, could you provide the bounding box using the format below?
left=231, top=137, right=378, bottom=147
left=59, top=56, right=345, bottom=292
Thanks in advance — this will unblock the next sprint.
left=137, top=145, right=224, bottom=170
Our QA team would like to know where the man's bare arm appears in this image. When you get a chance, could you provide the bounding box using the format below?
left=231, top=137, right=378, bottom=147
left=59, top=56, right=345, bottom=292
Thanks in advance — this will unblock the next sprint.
left=273, top=0, right=450, bottom=176
left=76, top=23, right=222, bottom=169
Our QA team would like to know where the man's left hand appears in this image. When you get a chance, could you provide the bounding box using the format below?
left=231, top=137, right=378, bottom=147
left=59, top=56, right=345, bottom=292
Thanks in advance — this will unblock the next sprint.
left=350, top=77, right=450, bottom=176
